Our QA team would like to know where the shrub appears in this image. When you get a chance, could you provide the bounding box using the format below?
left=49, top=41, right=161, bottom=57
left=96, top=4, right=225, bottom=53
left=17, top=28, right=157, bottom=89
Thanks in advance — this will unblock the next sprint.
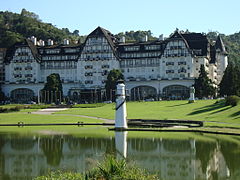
left=27, top=104, right=51, bottom=109
left=0, top=106, right=21, bottom=113
left=34, top=156, right=159, bottom=180
left=10, top=106, right=21, bottom=112
left=0, top=107, right=7, bottom=113
left=225, top=95, right=240, bottom=107
left=34, top=171, right=83, bottom=180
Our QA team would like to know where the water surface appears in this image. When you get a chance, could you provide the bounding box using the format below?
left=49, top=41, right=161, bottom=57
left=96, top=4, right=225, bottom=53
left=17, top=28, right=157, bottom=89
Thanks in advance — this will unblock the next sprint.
left=0, top=132, right=240, bottom=180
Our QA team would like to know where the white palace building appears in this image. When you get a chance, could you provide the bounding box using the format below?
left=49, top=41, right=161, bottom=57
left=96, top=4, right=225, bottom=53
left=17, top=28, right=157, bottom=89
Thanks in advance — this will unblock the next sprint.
left=2, top=27, right=228, bottom=103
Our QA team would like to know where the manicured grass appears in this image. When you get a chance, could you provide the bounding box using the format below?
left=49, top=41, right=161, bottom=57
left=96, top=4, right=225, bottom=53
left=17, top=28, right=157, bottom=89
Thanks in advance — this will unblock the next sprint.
left=0, top=100, right=240, bottom=136
left=56, top=100, right=240, bottom=123
left=0, top=110, right=108, bottom=135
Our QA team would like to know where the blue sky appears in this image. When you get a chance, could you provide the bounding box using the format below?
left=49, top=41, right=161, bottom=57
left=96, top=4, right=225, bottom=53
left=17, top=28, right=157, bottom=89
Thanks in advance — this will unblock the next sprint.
left=1, top=0, right=239, bottom=37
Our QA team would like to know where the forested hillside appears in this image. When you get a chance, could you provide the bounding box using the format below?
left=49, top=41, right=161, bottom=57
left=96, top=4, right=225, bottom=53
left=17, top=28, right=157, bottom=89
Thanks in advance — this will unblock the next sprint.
left=0, top=9, right=85, bottom=47
left=0, top=9, right=239, bottom=64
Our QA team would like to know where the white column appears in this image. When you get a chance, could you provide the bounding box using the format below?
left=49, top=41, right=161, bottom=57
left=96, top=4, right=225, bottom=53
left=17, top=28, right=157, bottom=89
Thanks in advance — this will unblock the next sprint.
left=189, top=86, right=195, bottom=102
left=115, top=131, right=128, bottom=159
left=115, top=83, right=128, bottom=130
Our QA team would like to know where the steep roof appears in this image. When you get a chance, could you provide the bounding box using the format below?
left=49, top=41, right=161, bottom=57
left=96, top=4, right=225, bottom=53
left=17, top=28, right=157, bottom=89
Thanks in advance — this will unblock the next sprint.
left=181, top=33, right=209, bottom=56
left=210, top=44, right=216, bottom=63
left=5, top=39, right=40, bottom=63
left=86, top=26, right=119, bottom=58
left=215, top=35, right=226, bottom=53
left=166, top=30, right=209, bottom=56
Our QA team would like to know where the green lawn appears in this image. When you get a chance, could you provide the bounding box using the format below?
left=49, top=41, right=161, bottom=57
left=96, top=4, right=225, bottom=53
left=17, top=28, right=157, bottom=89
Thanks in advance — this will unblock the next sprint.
left=0, top=100, right=240, bottom=136
left=56, top=100, right=240, bottom=123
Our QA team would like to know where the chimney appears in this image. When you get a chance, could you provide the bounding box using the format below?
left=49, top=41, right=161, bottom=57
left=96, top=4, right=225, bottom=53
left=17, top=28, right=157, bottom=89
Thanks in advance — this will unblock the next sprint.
left=120, top=36, right=126, bottom=43
left=47, top=39, right=54, bottom=46
left=38, top=39, right=45, bottom=46
left=159, top=34, right=163, bottom=41
left=63, top=39, right=69, bottom=45
left=141, top=35, right=148, bottom=42
left=31, top=36, right=37, bottom=45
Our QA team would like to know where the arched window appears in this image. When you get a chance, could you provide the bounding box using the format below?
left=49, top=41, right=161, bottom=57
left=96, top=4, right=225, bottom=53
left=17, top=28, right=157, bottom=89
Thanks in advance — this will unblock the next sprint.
left=162, top=85, right=189, bottom=100
left=131, top=86, right=157, bottom=101
left=11, top=88, right=34, bottom=103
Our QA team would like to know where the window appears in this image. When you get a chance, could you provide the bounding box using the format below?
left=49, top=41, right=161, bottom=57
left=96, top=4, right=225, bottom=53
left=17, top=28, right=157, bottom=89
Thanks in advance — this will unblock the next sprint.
left=166, top=70, right=174, bottom=74
left=124, top=46, right=140, bottom=51
left=85, top=65, right=93, bottom=69
left=178, top=61, right=186, bottom=65
left=102, top=65, right=109, bottom=68
left=85, top=72, right=93, bottom=76
left=85, top=80, right=93, bottom=84
left=166, top=62, right=174, bottom=66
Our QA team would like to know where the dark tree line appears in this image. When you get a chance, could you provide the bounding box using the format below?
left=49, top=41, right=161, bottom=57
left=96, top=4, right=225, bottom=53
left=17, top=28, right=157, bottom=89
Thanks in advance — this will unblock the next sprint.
left=193, top=65, right=216, bottom=98
left=219, top=63, right=240, bottom=96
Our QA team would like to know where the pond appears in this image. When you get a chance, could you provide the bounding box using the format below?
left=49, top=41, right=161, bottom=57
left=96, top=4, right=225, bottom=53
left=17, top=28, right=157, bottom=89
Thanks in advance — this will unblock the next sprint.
left=0, top=132, right=240, bottom=180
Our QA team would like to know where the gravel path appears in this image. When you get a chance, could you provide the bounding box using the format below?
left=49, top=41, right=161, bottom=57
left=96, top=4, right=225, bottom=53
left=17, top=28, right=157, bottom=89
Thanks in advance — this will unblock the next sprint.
left=31, top=108, right=69, bottom=115
left=31, top=108, right=114, bottom=123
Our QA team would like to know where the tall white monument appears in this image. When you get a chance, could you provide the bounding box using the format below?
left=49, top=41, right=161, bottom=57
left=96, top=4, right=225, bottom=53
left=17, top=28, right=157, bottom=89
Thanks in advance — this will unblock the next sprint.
left=115, top=81, right=128, bottom=130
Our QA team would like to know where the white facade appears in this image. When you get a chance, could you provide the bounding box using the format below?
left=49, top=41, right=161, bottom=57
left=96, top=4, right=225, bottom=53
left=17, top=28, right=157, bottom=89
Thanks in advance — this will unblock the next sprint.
left=2, top=27, right=228, bottom=102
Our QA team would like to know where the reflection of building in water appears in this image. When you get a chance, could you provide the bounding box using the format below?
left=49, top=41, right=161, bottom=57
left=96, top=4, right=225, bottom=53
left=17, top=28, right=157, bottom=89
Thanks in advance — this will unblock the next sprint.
left=1, top=136, right=115, bottom=180
left=0, top=135, right=237, bottom=180
left=128, top=138, right=231, bottom=180
left=128, top=138, right=196, bottom=179
left=206, top=145, right=230, bottom=180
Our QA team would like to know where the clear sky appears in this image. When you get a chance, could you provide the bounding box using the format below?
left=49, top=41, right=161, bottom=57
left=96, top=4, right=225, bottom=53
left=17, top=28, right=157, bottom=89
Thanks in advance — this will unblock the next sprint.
left=1, top=0, right=239, bottom=37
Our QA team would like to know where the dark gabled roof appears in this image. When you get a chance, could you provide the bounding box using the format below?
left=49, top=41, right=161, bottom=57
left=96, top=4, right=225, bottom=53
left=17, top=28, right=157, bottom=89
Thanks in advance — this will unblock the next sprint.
left=181, top=33, right=209, bottom=56
left=26, top=39, right=41, bottom=61
left=85, top=26, right=119, bottom=58
left=117, top=40, right=164, bottom=54
left=167, top=30, right=209, bottom=56
left=215, top=35, right=226, bottom=53
left=210, top=44, right=216, bottom=64
left=5, top=39, right=41, bottom=63
left=38, top=43, right=83, bottom=56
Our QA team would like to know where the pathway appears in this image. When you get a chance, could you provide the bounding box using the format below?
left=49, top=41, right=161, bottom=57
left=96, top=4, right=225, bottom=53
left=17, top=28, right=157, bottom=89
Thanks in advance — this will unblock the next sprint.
left=31, top=108, right=114, bottom=123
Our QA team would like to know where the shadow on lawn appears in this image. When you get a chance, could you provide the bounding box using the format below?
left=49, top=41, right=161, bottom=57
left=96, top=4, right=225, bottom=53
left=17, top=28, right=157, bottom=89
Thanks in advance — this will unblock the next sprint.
left=209, top=106, right=232, bottom=115
left=230, top=111, right=240, bottom=117
left=167, top=103, right=189, bottom=107
left=188, top=101, right=227, bottom=115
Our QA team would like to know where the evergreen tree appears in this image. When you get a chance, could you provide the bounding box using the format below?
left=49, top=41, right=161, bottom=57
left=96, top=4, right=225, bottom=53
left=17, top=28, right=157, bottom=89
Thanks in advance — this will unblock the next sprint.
left=220, top=63, right=240, bottom=96
left=0, top=87, right=5, bottom=102
left=42, top=73, right=63, bottom=104
left=194, top=65, right=216, bottom=98
left=105, top=69, right=124, bottom=101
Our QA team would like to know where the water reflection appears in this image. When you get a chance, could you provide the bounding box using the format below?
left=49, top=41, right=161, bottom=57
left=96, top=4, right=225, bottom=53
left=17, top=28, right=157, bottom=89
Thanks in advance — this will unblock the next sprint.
left=0, top=133, right=240, bottom=180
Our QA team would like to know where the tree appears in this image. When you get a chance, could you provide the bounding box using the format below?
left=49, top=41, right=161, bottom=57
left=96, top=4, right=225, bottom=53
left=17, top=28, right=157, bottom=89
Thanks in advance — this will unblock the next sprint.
left=0, top=87, right=5, bottom=102
left=194, top=65, right=216, bottom=98
left=20, top=8, right=40, bottom=20
left=219, top=63, right=240, bottom=96
left=73, top=30, right=79, bottom=36
left=105, top=69, right=124, bottom=101
left=42, top=73, right=63, bottom=104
